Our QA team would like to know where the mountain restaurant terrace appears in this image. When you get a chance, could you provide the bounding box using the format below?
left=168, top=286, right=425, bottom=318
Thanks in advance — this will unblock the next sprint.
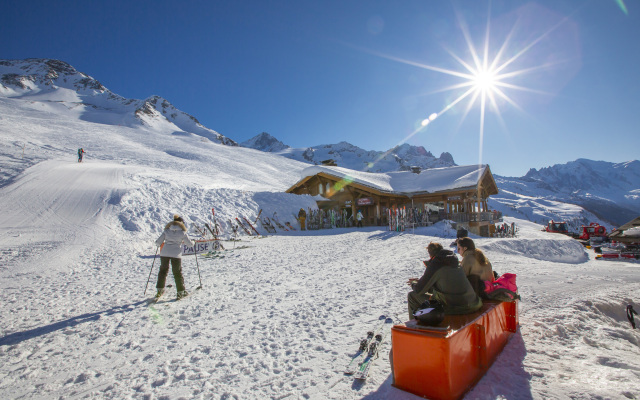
left=286, top=164, right=501, bottom=236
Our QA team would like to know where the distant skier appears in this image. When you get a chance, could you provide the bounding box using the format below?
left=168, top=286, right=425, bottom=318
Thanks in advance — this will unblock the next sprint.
left=77, top=148, right=86, bottom=163
left=154, top=214, right=194, bottom=300
left=298, top=208, right=307, bottom=230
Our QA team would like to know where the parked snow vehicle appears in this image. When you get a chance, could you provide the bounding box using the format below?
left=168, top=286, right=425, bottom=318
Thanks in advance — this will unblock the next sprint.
left=544, top=220, right=572, bottom=236
left=577, top=222, right=609, bottom=247
left=579, top=223, right=607, bottom=240
left=593, top=243, right=640, bottom=261
left=594, top=248, right=640, bottom=260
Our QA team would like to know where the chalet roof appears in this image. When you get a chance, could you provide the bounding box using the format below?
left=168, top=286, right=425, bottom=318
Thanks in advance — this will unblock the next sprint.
left=289, top=164, right=497, bottom=196
left=609, top=216, right=640, bottom=240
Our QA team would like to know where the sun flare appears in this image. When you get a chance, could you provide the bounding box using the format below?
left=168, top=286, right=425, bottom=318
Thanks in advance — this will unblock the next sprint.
left=473, top=69, right=498, bottom=92
left=358, top=4, right=571, bottom=172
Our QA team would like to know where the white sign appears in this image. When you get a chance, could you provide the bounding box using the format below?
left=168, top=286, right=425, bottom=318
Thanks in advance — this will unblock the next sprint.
left=182, top=240, right=218, bottom=255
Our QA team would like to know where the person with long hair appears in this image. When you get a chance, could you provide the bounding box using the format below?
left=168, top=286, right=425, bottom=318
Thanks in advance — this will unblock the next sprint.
left=457, top=237, right=494, bottom=281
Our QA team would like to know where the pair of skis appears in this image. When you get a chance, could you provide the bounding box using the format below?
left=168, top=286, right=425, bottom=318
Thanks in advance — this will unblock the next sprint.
left=235, top=216, right=261, bottom=236
left=272, top=217, right=288, bottom=231
left=344, top=315, right=394, bottom=380
left=260, top=216, right=277, bottom=233
left=271, top=212, right=295, bottom=231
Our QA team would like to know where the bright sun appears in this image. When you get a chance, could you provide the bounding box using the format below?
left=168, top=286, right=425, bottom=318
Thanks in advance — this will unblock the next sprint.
left=359, top=3, right=562, bottom=172
left=473, top=69, right=498, bottom=92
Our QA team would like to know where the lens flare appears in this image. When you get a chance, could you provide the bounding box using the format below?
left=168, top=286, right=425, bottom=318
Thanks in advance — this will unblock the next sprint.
left=334, top=176, right=354, bottom=191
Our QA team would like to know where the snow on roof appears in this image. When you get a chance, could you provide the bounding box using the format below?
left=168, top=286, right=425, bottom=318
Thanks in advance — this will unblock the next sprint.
left=299, top=164, right=490, bottom=195
left=622, top=227, right=640, bottom=237
left=610, top=216, right=640, bottom=239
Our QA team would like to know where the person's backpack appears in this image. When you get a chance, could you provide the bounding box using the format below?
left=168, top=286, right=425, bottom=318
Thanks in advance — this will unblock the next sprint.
left=483, top=273, right=520, bottom=301
left=413, top=299, right=445, bottom=325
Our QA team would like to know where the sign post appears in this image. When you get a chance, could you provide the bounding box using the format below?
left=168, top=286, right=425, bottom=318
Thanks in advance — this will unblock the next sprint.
left=182, top=239, right=219, bottom=256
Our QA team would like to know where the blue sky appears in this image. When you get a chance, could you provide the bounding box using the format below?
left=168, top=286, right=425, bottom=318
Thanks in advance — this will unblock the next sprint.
left=1, top=0, right=638, bottom=176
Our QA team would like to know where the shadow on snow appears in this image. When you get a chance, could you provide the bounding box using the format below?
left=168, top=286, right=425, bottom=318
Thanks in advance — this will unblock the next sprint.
left=0, top=300, right=147, bottom=346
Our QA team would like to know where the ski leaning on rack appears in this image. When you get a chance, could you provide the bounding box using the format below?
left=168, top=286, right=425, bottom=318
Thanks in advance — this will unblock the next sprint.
left=211, top=208, right=223, bottom=235
left=192, top=224, right=207, bottom=239
left=272, top=213, right=289, bottom=231
left=261, top=217, right=277, bottom=233
left=345, top=315, right=388, bottom=375
left=273, top=219, right=288, bottom=231
left=352, top=316, right=394, bottom=380
left=242, top=216, right=261, bottom=236
left=254, top=209, right=263, bottom=225
left=235, top=217, right=253, bottom=235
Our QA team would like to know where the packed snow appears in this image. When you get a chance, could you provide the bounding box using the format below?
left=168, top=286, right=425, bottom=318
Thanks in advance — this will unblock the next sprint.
left=1, top=95, right=640, bottom=400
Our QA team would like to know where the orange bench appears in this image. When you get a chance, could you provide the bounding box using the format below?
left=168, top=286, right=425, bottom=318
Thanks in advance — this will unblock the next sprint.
left=391, top=300, right=518, bottom=400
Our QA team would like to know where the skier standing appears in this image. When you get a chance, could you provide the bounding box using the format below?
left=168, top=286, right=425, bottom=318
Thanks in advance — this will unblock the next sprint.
left=154, top=214, right=194, bottom=300
left=298, top=208, right=307, bottom=231
left=77, top=148, right=86, bottom=162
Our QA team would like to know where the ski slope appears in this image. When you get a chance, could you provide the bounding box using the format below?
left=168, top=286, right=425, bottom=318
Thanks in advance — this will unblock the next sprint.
left=0, top=96, right=639, bottom=399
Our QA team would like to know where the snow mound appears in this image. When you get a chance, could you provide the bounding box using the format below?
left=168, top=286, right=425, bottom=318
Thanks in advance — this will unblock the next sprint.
left=483, top=237, right=588, bottom=264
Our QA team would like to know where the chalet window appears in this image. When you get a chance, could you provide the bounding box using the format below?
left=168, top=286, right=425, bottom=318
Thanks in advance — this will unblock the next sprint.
left=326, top=183, right=331, bottom=194
left=319, top=183, right=323, bottom=195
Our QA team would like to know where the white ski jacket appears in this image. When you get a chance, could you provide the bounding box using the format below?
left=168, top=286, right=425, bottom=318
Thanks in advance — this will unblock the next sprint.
left=156, top=221, right=194, bottom=258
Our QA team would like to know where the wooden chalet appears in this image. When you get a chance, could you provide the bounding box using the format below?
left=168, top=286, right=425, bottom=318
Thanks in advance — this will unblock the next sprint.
left=608, top=216, right=640, bottom=244
left=286, top=164, right=500, bottom=236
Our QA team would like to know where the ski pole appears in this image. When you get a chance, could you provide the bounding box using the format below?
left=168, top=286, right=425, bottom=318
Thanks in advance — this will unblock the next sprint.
left=144, top=247, right=159, bottom=295
left=194, top=251, right=203, bottom=290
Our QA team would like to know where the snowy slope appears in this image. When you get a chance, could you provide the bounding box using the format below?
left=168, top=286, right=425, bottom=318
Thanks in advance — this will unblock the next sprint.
left=0, top=60, right=639, bottom=400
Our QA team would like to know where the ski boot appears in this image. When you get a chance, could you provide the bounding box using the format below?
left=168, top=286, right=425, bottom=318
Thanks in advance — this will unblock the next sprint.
left=176, top=290, right=189, bottom=300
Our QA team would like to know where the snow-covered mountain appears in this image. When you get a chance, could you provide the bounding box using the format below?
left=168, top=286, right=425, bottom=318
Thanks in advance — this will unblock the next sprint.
left=491, top=159, right=640, bottom=227
left=240, top=132, right=290, bottom=152
left=0, top=58, right=237, bottom=146
left=241, top=132, right=456, bottom=172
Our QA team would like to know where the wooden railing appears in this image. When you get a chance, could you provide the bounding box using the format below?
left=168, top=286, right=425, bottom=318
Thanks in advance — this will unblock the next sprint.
left=439, top=211, right=503, bottom=224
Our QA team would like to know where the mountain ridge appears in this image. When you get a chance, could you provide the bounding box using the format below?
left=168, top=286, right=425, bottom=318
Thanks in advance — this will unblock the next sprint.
left=0, top=58, right=237, bottom=146
left=240, top=132, right=456, bottom=172
left=492, top=158, right=640, bottom=226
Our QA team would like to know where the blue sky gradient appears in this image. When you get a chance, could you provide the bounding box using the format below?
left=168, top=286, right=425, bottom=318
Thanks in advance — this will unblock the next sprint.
left=2, top=0, right=638, bottom=176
